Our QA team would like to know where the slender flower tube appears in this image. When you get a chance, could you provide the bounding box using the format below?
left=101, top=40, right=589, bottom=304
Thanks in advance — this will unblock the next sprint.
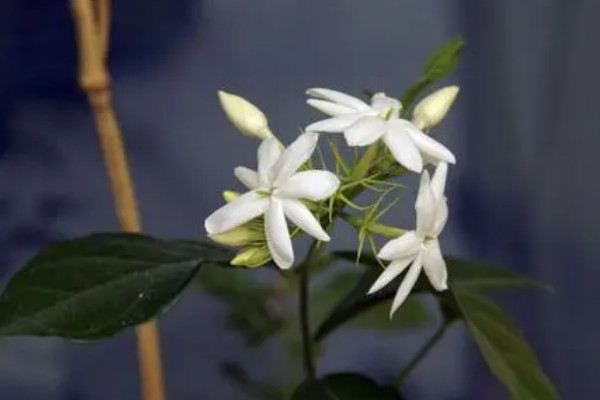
left=205, top=132, right=340, bottom=269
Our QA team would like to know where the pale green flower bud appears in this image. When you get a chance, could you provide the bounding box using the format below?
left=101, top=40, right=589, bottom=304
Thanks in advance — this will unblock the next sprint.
left=366, top=222, right=405, bottom=238
left=343, top=213, right=405, bottom=238
left=218, top=91, right=274, bottom=139
left=210, top=225, right=264, bottom=247
left=222, top=190, right=241, bottom=203
left=412, top=86, right=459, bottom=131
left=230, top=246, right=271, bottom=268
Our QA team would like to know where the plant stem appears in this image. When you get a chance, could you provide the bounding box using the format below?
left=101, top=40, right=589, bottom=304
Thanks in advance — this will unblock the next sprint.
left=299, top=261, right=314, bottom=379
left=296, top=145, right=402, bottom=379
left=69, top=2, right=166, bottom=400
left=393, top=321, right=450, bottom=385
left=298, top=241, right=323, bottom=379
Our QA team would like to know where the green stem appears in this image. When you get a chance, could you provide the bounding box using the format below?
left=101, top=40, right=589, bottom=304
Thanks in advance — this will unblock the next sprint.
left=298, top=241, right=325, bottom=379
left=299, top=262, right=314, bottom=378
left=394, top=321, right=450, bottom=385
left=295, top=144, right=405, bottom=380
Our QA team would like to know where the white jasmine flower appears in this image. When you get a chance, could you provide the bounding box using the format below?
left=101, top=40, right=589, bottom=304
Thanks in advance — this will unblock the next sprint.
left=305, top=88, right=455, bottom=172
left=218, top=91, right=274, bottom=139
left=368, top=162, right=450, bottom=316
left=412, top=86, right=459, bottom=131
left=205, top=132, right=340, bottom=269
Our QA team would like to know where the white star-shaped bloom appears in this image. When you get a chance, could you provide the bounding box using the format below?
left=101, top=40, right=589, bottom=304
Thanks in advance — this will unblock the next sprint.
left=368, top=162, right=450, bottom=316
left=205, top=132, right=340, bottom=269
left=305, top=88, right=456, bottom=173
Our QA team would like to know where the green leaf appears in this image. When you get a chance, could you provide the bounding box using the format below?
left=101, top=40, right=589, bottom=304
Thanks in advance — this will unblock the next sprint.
left=334, top=252, right=549, bottom=292
left=349, top=300, right=428, bottom=330
left=401, top=36, right=464, bottom=110
left=399, top=78, right=432, bottom=114
left=447, top=258, right=551, bottom=292
left=220, top=361, right=284, bottom=400
left=292, top=373, right=403, bottom=400
left=196, top=265, right=285, bottom=346
left=453, top=289, right=561, bottom=400
left=423, top=36, right=464, bottom=80
left=314, top=252, right=547, bottom=341
left=312, top=269, right=429, bottom=340
left=313, top=267, right=394, bottom=341
left=0, top=233, right=232, bottom=340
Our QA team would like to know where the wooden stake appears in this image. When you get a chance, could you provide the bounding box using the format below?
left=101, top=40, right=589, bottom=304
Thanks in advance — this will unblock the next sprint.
left=69, top=1, right=167, bottom=400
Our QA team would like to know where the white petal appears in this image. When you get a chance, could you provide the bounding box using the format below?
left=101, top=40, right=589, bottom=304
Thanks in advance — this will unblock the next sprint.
left=422, top=240, right=448, bottom=291
left=390, top=253, right=423, bottom=316
left=430, top=162, right=448, bottom=199
left=306, top=88, right=370, bottom=112
left=272, top=132, right=319, bottom=186
left=234, top=166, right=260, bottom=190
left=371, top=92, right=402, bottom=115
left=382, top=123, right=423, bottom=173
left=432, top=198, right=448, bottom=237
left=306, top=114, right=363, bottom=133
left=406, top=127, right=456, bottom=164
left=257, top=138, right=282, bottom=186
left=415, top=171, right=437, bottom=236
left=205, top=191, right=269, bottom=235
left=421, top=153, right=441, bottom=167
left=367, top=256, right=415, bottom=294
left=282, top=199, right=330, bottom=241
left=377, top=230, right=423, bottom=261
left=278, top=170, right=340, bottom=201
left=307, top=99, right=355, bottom=117
left=344, top=116, right=387, bottom=146
left=265, top=198, right=294, bottom=269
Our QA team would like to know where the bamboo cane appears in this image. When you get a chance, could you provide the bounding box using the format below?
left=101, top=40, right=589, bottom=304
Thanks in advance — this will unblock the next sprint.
left=69, top=1, right=167, bottom=400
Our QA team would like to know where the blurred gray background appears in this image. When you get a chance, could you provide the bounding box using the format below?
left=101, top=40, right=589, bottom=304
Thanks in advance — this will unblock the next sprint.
left=1, top=0, right=598, bottom=399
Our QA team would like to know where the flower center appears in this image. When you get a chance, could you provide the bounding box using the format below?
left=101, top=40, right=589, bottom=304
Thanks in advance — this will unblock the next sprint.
left=423, top=234, right=436, bottom=243
left=256, top=189, right=273, bottom=197
left=379, top=107, right=396, bottom=121
left=371, top=93, right=402, bottom=120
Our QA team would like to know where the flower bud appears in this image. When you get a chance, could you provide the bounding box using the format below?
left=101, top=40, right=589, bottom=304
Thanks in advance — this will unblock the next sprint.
left=218, top=91, right=274, bottom=139
left=412, top=86, right=459, bottom=131
left=210, top=225, right=264, bottom=247
left=366, top=222, right=405, bottom=238
left=230, top=246, right=271, bottom=268
left=222, top=190, right=241, bottom=203
left=344, top=214, right=405, bottom=238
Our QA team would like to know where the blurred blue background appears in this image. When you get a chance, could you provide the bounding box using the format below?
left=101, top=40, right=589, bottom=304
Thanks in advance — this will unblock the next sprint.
left=1, top=0, right=598, bottom=399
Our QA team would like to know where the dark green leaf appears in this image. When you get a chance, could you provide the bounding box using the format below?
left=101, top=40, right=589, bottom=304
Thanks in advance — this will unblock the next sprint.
left=313, top=267, right=396, bottom=342
left=312, top=269, right=429, bottom=341
left=423, top=36, right=464, bottom=80
left=447, top=258, right=551, bottom=292
left=220, top=361, right=284, bottom=400
left=314, top=252, right=547, bottom=341
left=399, top=78, right=432, bottom=114
left=401, top=36, right=464, bottom=110
left=0, top=233, right=232, bottom=340
left=349, top=300, right=428, bottom=330
left=196, top=265, right=285, bottom=346
left=292, top=373, right=403, bottom=400
left=334, top=252, right=548, bottom=292
left=453, top=289, right=561, bottom=400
